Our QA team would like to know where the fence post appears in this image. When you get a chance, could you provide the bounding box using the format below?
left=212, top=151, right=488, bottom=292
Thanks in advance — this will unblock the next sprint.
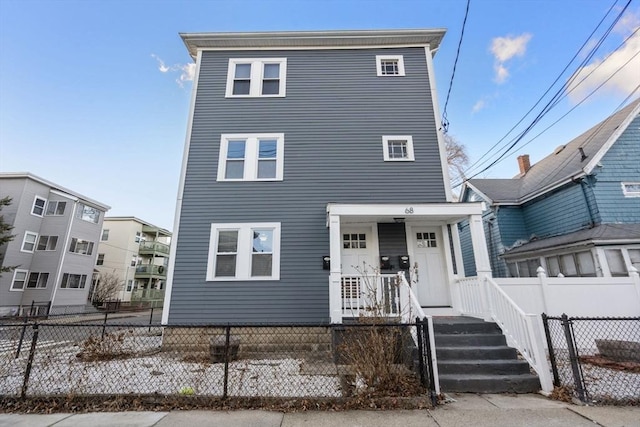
left=561, top=313, right=586, bottom=402
left=21, top=323, right=39, bottom=398
left=15, top=313, right=29, bottom=359
left=415, top=317, right=427, bottom=388
left=536, top=267, right=549, bottom=313
left=29, top=300, right=35, bottom=317
left=541, top=313, right=560, bottom=387
left=148, top=307, right=154, bottom=332
left=101, top=311, right=108, bottom=340
left=222, top=325, right=231, bottom=399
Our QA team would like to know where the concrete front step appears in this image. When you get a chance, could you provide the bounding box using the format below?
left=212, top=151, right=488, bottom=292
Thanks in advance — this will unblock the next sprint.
left=435, top=333, right=507, bottom=346
left=438, top=359, right=532, bottom=375
left=436, top=345, right=517, bottom=360
left=433, top=318, right=501, bottom=335
left=439, top=373, right=540, bottom=393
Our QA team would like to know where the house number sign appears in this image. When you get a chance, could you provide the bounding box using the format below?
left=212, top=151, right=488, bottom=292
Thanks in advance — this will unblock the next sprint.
left=405, top=207, right=414, bottom=214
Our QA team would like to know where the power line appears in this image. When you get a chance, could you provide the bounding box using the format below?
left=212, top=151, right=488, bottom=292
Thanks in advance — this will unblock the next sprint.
left=441, top=0, right=471, bottom=133
left=454, top=0, right=634, bottom=186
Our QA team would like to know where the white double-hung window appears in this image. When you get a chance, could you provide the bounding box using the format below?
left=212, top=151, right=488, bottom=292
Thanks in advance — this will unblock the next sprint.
left=207, top=223, right=281, bottom=281
left=218, top=133, right=284, bottom=181
left=226, top=58, right=287, bottom=97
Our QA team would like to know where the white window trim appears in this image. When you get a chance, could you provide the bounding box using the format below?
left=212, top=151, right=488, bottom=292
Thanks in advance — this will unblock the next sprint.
left=225, top=58, right=287, bottom=98
left=21, top=231, right=38, bottom=253
left=45, top=200, right=66, bottom=216
left=206, top=222, right=281, bottom=281
left=37, top=235, right=58, bottom=251
left=60, top=273, right=88, bottom=289
left=382, top=135, right=415, bottom=161
left=621, top=182, right=640, bottom=197
left=217, top=133, right=285, bottom=181
left=27, top=272, right=49, bottom=289
left=10, top=269, right=29, bottom=291
left=31, top=195, right=47, bottom=217
left=376, top=55, right=405, bottom=77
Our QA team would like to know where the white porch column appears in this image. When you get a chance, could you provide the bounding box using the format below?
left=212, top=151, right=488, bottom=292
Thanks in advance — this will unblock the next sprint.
left=329, top=214, right=343, bottom=324
left=469, top=214, right=493, bottom=321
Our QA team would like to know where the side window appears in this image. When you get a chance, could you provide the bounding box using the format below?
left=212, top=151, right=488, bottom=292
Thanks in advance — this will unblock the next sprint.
left=21, top=231, right=38, bottom=253
left=382, top=136, right=415, bottom=161
left=218, top=134, right=284, bottom=181
left=46, top=201, right=67, bottom=215
left=207, top=223, right=281, bottom=281
left=31, top=196, right=47, bottom=216
left=225, top=58, right=287, bottom=97
left=376, top=55, right=405, bottom=76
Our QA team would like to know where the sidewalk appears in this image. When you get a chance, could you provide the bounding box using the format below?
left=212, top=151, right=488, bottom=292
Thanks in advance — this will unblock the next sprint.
left=1, top=394, right=639, bottom=427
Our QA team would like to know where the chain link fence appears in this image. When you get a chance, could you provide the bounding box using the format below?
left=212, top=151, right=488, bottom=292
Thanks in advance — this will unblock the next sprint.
left=1, top=320, right=435, bottom=403
left=542, top=314, right=640, bottom=405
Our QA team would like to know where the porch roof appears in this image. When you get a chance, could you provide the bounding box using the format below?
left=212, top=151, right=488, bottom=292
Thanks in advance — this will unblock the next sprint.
left=326, top=202, right=484, bottom=224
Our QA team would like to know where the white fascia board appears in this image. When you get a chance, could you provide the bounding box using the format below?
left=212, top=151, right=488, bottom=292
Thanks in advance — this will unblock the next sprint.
left=162, top=49, right=203, bottom=325
left=181, top=29, right=446, bottom=58
left=463, top=182, right=494, bottom=205
left=424, top=45, right=453, bottom=202
left=0, top=172, right=110, bottom=211
left=326, top=202, right=484, bottom=217
left=583, top=102, right=640, bottom=175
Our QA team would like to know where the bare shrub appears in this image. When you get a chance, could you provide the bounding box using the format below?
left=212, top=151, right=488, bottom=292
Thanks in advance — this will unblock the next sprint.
left=77, top=330, right=134, bottom=361
left=92, top=271, right=123, bottom=306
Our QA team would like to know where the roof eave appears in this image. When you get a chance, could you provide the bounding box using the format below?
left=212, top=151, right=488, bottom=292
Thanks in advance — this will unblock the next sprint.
left=180, top=29, right=447, bottom=58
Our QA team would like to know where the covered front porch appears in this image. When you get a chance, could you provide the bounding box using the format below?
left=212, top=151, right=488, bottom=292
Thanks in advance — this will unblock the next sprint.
left=326, top=203, right=491, bottom=323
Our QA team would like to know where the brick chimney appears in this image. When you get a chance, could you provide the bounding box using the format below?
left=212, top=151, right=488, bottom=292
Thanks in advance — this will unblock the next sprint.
left=517, top=154, right=531, bottom=175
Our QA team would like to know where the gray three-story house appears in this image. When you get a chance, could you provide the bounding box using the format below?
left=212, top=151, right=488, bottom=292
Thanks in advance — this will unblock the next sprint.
left=163, top=29, right=491, bottom=325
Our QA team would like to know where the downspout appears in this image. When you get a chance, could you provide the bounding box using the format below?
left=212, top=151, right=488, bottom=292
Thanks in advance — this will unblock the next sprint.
left=578, top=177, right=596, bottom=227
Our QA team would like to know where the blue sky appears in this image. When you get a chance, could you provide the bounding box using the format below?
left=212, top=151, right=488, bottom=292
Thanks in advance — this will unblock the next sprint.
left=1, top=0, right=638, bottom=231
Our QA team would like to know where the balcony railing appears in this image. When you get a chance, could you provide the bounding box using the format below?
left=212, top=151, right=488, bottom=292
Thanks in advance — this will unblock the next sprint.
left=131, top=288, right=165, bottom=303
left=134, top=264, right=167, bottom=278
left=138, top=241, right=170, bottom=256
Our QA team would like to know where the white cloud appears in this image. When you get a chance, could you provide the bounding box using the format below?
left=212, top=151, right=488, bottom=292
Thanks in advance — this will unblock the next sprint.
left=151, top=54, right=195, bottom=87
left=490, top=33, right=532, bottom=84
left=567, top=10, right=640, bottom=103
left=472, top=100, right=486, bottom=113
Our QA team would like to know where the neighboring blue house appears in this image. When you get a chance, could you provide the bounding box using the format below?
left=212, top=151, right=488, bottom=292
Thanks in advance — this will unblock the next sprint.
left=162, top=30, right=491, bottom=325
left=459, top=99, right=640, bottom=278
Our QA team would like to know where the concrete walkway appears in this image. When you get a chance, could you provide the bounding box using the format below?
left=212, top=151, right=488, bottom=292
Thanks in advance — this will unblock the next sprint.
left=1, top=394, right=639, bottom=427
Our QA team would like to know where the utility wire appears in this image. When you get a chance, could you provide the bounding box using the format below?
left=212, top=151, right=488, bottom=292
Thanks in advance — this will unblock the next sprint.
left=454, top=0, right=634, bottom=186
left=441, top=0, right=471, bottom=133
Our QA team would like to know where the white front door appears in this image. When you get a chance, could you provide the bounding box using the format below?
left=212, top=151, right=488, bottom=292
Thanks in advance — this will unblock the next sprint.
left=340, top=227, right=374, bottom=275
left=411, top=227, right=450, bottom=307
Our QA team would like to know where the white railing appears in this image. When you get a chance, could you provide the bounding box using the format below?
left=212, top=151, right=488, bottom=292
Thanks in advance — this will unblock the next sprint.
left=341, top=274, right=400, bottom=318
left=484, top=276, right=554, bottom=392
left=454, top=276, right=484, bottom=317
left=397, top=272, right=440, bottom=395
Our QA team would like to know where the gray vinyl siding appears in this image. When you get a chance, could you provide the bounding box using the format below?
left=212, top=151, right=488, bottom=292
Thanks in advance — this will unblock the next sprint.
left=170, top=47, right=447, bottom=324
left=592, top=116, right=640, bottom=223
left=377, top=223, right=408, bottom=272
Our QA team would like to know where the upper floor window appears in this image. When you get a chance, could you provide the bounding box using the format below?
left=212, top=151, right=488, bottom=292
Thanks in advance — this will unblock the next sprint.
left=37, top=235, right=58, bottom=251
left=76, top=203, right=100, bottom=224
left=96, top=253, right=105, bottom=266
left=382, top=136, right=414, bottom=161
left=207, top=222, right=281, bottom=281
left=31, top=196, right=47, bottom=216
left=21, top=231, right=38, bottom=253
left=217, top=133, right=284, bottom=181
left=10, top=269, right=28, bottom=291
left=135, top=231, right=142, bottom=243
left=69, top=238, right=94, bottom=255
left=225, top=58, right=287, bottom=97
left=376, top=55, right=405, bottom=76
left=46, top=201, right=66, bottom=216
left=622, top=182, right=640, bottom=197
left=101, top=229, right=109, bottom=241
